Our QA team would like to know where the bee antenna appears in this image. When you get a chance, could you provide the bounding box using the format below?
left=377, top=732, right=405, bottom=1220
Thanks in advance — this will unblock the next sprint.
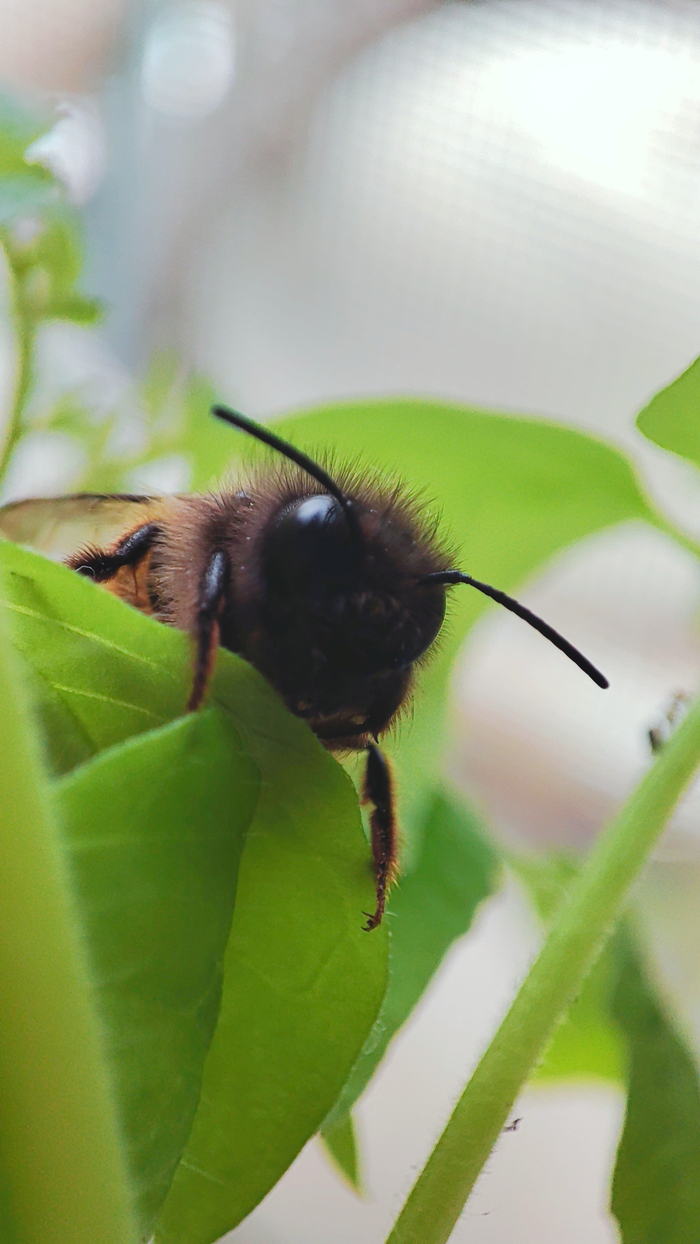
left=422, top=570, right=609, bottom=689
left=212, top=405, right=363, bottom=546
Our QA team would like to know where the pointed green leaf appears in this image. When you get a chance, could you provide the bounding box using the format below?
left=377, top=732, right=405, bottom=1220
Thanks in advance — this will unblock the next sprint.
left=637, top=355, right=700, bottom=469
left=53, top=711, right=259, bottom=1237
left=320, top=1113, right=363, bottom=1194
left=611, top=932, right=700, bottom=1244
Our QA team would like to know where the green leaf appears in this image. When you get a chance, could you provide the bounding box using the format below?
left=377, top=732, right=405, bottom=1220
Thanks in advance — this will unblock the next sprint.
left=0, top=543, right=183, bottom=766
left=320, top=1113, right=363, bottom=1194
left=28, top=215, right=82, bottom=297
left=0, top=93, right=52, bottom=175
left=47, top=293, right=102, bottom=325
left=63, top=356, right=235, bottom=496
left=263, top=401, right=660, bottom=845
left=0, top=542, right=389, bottom=1241
left=18, top=215, right=96, bottom=324
left=514, top=856, right=625, bottom=1083
left=0, top=92, right=55, bottom=222
left=53, top=710, right=260, bottom=1238
left=534, top=939, right=625, bottom=1082
left=611, top=931, right=700, bottom=1244
left=0, top=571, right=137, bottom=1244
left=637, top=354, right=700, bottom=469
left=326, top=790, right=498, bottom=1126
left=154, top=679, right=388, bottom=1242
left=138, top=354, right=234, bottom=492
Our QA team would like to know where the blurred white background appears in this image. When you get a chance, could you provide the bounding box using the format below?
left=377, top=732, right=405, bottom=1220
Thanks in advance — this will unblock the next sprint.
left=8, top=0, right=700, bottom=1240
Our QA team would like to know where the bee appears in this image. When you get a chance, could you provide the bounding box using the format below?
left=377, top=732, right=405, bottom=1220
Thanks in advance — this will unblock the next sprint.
left=0, top=406, right=608, bottom=929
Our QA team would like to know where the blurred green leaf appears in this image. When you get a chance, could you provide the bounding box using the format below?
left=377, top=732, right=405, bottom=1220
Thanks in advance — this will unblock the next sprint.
left=61, top=356, right=234, bottom=496
left=261, top=401, right=660, bottom=845
left=0, top=93, right=51, bottom=175
left=611, top=931, right=700, bottom=1244
left=637, top=355, right=700, bottom=470
left=320, top=1113, right=363, bottom=1195
left=326, top=790, right=498, bottom=1127
left=0, top=542, right=388, bottom=1241
left=514, top=856, right=625, bottom=1083
left=47, top=293, right=102, bottom=324
left=54, top=711, right=259, bottom=1237
left=33, top=215, right=81, bottom=289
left=10, top=215, right=100, bottom=326
left=138, top=355, right=234, bottom=491
left=0, top=93, right=54, bottom=222
left=535, top=941, right=625, bottom=1082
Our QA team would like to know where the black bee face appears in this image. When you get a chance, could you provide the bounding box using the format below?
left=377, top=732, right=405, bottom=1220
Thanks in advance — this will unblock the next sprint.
left=263, top=494, right=362, bottom=598
left=255, top=492, right=446, bottom=722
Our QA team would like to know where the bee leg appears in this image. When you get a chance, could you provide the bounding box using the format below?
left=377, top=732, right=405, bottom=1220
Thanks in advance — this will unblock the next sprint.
left=68, top=522, right=161, bottom=581
left=188, top=550, right=230, bottom=712
left=362, top=743, right=398, bottom=932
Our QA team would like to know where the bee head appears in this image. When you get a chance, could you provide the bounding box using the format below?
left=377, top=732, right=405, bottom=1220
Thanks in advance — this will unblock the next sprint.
left=213, top=406, right=608, bottom=734
left=261, top=490, right=447, bottom=677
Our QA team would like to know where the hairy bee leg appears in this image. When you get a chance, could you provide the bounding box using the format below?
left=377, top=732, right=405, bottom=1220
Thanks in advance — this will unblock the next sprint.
left=68, top=522, right=161, bottom=581
left=362, top=743, right=399, bottom=932
left=188, top=550, right=229, bottom=712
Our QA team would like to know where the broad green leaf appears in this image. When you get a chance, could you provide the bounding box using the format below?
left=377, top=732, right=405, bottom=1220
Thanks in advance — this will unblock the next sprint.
left=320, top=1113, right=363, bottom=1194
left=260, top=401, right=660, bottom=844
left=0, top=542, right=388, bottom=1240
left=53, top=711, right=259, bottom=1238
left=0, top=542, right=183, bottom=764
left=325, top=790, right=498, bottom=1127
left=154, top=670, right=388, bottom=1242
left=611, top=932, right=700, bottom=1244
left=637, top=354, right=700, bottom=469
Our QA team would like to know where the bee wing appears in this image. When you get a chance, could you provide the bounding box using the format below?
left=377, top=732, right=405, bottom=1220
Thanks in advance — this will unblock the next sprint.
left=0, top=493, right=160, bottom=560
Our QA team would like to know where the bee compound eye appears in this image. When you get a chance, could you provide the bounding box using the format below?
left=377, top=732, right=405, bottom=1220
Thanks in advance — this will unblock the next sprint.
left=264, top=494, right=360, bottom=595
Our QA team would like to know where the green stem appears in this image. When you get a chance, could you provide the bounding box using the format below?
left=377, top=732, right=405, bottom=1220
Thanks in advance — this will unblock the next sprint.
left=0, top=585, right=137, bottom=1243
left=386, top=691, right=700, bottom=1244
left=0, top=245, right=34, bottom=482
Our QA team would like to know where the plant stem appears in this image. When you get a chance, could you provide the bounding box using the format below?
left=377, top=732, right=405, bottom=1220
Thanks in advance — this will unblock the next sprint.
left=0, top=587, right=137, bottom=1244
left=386, top=691, right=700, bottom=1244
left=0, top=253, right=34, bottom=484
